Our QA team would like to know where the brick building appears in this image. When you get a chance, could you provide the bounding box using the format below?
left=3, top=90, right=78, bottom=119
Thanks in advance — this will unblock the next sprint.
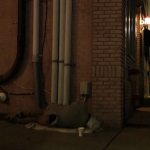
left=0, top=0, right=150, bottom=128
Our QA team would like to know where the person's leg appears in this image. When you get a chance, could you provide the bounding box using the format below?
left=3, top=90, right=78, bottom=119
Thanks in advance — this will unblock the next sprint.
left=16, top=109, right=49, bottom=125
left=3, top=109, right=44, bottom=123
left=3, top=109, right=49, bottom=126
left=14, top=117, right=36, bottom=124
left=17, top=109, right=50, bottom=126
left=2, top=114, right=36, bottom=123
left=16, top=109, right=44, bottom=118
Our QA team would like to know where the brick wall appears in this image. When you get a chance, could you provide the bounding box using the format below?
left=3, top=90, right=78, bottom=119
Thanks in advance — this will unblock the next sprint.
left=0, top=0, right=92, bottom=114
left=70, top=0, right=92, bottom=110
left=0, top=0, right=139, bottom=128
left=0, top=0, right=53, bottom=114
left=92, top=0, right=124, bottom=127
left=0, top=0, right=20, bottom=113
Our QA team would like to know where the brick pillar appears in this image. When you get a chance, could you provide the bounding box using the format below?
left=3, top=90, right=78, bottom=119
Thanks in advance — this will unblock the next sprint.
left=92, top=0, right=124, bottom=127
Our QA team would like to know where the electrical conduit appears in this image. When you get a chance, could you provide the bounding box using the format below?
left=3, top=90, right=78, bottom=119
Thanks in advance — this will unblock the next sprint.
left=58, top=0, right=66, bottom=105
left=51, top=0, right=60, bottom=103
left=63, top=0, right=72, bottom=105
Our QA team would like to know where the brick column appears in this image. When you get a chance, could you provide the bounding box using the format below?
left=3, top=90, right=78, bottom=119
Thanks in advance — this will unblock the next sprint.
left=92, top=0, right=124, bottom=127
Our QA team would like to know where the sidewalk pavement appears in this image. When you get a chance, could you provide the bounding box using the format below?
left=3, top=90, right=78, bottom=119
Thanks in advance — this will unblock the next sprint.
left=106, top=127, right=150, bottom=150
left=1, top=103, right=150, bottom=150
left=106, top=102, right=150, bottom=150
left=0, top=120, right=120, bottom=150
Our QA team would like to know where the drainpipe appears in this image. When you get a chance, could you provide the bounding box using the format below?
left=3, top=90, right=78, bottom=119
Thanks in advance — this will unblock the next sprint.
left=51, top=0, right=59, bottom=103
left=58, top=0, right=66, bottom=105
left=63, top=0, right=72, bottom=105
left=33, top=0, right=44, bottom=108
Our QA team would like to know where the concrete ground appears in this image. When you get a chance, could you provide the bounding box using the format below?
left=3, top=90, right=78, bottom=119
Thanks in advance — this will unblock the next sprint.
left=107, top=98, right=150, bottom=150
left=0, top=120, right=119, bottom=150
left=1, top=99, right=150, bottom=150
left=106, top=127, right=150, bottom=150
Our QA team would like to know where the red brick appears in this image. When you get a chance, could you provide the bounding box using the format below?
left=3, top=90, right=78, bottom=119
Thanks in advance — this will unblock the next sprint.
left=105, top=3, right=116, bottom=7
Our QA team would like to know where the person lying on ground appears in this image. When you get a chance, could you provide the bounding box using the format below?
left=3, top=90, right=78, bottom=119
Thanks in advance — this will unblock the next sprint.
left=2, top=100, right=100, bottom=130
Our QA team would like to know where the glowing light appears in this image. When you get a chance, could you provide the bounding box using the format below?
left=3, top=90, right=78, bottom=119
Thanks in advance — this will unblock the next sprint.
left=140, top=20, right=145, bottom=24
left=145, top=17, right=150, bottom=24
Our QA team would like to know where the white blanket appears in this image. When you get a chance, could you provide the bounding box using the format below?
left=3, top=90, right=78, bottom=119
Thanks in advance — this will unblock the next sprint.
left=25, top=123, right=96, bottom=134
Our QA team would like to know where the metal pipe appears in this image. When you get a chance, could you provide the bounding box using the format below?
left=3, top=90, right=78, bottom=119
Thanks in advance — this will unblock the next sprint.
left=33, top=0, right=39, bottom=57
left=63, top=0, right=72, bottom=105
left=58, top=0, right=66, bottom=105
left=33, top=0, right=44, bottom=108
left=51, top=0, right=59, bottom=103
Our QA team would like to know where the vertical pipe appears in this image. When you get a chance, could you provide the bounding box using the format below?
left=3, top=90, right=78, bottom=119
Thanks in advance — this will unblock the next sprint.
left=63, top=0, right=72, bottom=105
left=51, top=0, right=59, bottom=103
left=33, top=0, right=39, bottom=56
left=33, top=0, right=44, bottom=108
left=58, top=0, right=66, bottom=105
